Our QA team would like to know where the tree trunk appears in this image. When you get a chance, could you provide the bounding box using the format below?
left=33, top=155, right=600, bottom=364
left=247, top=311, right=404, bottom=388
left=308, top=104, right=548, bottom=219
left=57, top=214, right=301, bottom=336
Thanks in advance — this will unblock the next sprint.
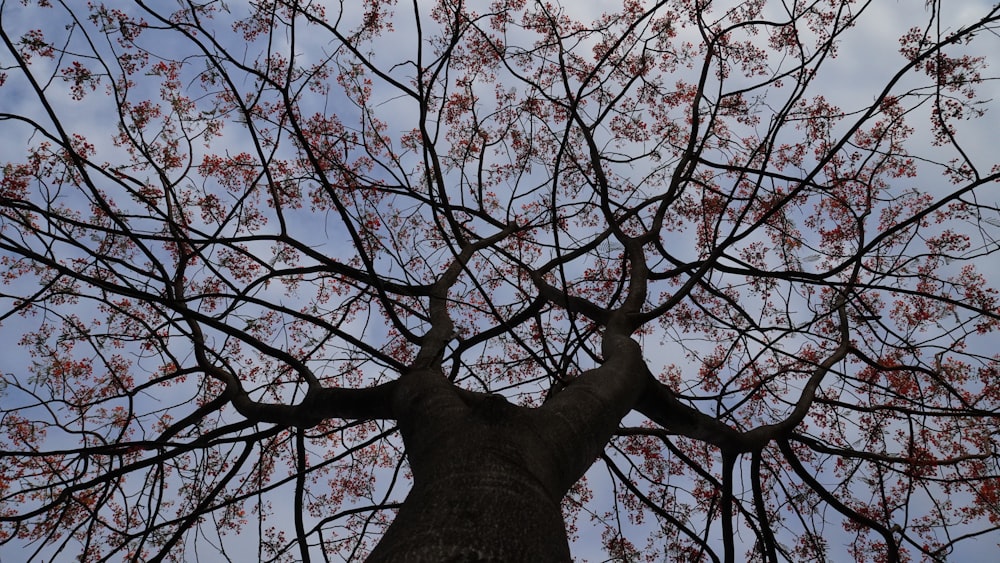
left=365, top=401, right=573, bottom=561
left=368, top=335, right=648, bottom=561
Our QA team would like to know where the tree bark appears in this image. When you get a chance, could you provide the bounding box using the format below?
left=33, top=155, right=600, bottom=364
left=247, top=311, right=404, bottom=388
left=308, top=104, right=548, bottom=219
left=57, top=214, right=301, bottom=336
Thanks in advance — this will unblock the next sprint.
left=367, top=372, right=572, bottom=562
left=365, top=409, right=573, bottom=561
left=367, top=334, right=648, bottom=562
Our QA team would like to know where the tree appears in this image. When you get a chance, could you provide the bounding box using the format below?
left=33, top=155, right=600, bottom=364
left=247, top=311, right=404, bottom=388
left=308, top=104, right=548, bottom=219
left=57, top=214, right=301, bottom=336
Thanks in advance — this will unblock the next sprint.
left=1, top=0, right=999, bottom=560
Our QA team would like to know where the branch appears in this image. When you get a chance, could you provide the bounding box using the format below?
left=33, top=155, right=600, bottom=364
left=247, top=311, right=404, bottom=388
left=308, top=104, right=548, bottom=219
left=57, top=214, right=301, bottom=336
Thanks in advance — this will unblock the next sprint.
left=634, top=375, right=744, bottom=450
left=295, top=430, right=312, bottom=563
left=750, top=450, right=780, bottom=563
left=601, top=453, right=722, bottom=563
left=411, top=224, right=517, bottom=369
left=530, top=271, right=611, bottom=325
left=779, top=440, right=901, bottom=563
left=535, top=332, right=647, bottom=492
left=740, top=295, right=851, bottom=449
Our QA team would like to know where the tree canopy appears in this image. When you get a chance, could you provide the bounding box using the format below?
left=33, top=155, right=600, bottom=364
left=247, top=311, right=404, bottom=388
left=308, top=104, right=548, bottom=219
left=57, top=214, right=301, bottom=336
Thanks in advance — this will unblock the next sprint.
left=1, top=0, right=999, bottom=561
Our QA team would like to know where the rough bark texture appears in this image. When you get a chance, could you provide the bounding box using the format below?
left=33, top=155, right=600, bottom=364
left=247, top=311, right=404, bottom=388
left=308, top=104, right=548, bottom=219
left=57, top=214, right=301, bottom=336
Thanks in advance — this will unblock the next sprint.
left=367, top=335, right=647, bottom=562
left=367, top=395, right=572, bottom=562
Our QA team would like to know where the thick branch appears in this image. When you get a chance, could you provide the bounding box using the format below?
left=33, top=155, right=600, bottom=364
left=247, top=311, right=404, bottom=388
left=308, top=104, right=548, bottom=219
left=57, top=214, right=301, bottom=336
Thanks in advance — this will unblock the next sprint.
left=635, top=375, right=744, bottom=450
left=534, top=332, right=648, bottom=492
